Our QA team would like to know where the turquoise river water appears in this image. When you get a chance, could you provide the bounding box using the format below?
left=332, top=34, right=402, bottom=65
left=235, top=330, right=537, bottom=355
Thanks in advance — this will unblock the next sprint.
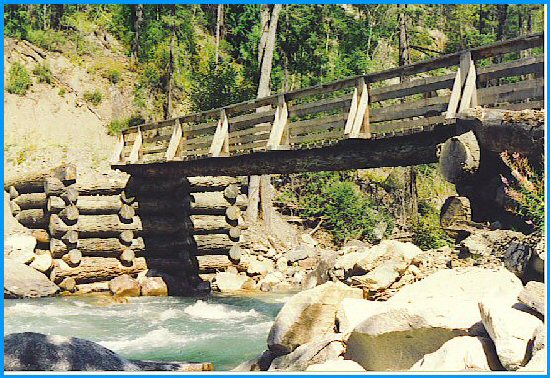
left=4, top=293, right=290, bottom=371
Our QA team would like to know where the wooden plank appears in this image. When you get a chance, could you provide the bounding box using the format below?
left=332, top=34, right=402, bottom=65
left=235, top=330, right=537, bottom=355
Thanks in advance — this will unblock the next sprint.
left=344, top=86, right=358, bottom=134
left=229, top=138, right=268, bottom=153
left=209, top=109, right=230, bottom=157
left=477, top=56, right=544, bottom=84
left=370, top=95, right=450, bottom=124
left=142, top=143, right=168, bottom=155
left=288, top=95, right=352, bottom=118
left=128, top=128, right=142, bottom=164
left=291, top=121, right=344, bottom=139
left=372, top=115, right=447, bottom=135
left=229, top=109, right=276, bottom=131
left=445, top=70, right=462, bottom=119
left=292, top=129, right=344, bottom=145
left=349, top=78, right=370, bottom=138
left=289, top=116, right=344, bottom=137
left=371, top=73, right=455, bottom=103
left=229, top=126, right=271, bottom=145
left=477, top=78, right=544, bottom=106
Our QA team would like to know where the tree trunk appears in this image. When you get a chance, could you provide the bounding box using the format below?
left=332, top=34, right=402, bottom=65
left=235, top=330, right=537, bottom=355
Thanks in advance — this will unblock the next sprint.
left=132, top=4, right=143, bottom=63
left=4, top=164, right=75, bottom=194
left=192, top=234, right=238, bottom=255
left=215, top=4, right=224, bottom=66
left=248, top=4, right=282, bottom=224
left=438, top=130, right=481, bottom=184
left=15, top=209, right=49, bottom=228
left=13, top=192, right=47, bottom=210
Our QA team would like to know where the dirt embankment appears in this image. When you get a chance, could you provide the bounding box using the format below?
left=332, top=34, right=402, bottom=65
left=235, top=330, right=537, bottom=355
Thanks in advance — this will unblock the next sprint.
left=4, top=37, right=136, bottom=178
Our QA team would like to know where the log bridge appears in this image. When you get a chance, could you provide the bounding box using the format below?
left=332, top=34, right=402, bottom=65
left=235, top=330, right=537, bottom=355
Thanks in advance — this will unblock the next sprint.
left=112, top=34, right=544, bottom=178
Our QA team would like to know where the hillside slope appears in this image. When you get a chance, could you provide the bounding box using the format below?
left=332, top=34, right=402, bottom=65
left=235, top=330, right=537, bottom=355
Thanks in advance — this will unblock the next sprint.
left=4, top=36, right=135, bottom=178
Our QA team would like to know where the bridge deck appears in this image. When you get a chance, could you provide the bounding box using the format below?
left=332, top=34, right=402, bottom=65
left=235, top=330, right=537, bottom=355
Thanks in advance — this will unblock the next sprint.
left=112, top=34, right=544, bottom=177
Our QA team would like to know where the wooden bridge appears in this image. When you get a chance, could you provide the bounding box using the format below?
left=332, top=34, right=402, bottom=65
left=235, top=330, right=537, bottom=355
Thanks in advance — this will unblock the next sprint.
left=112, top=34, right=544, bottom=178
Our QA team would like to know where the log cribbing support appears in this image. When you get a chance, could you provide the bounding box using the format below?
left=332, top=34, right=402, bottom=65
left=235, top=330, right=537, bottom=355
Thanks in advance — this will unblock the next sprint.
left=209, top=109, right=230, bottom=157
left=266, top=94, right=289, bottom=150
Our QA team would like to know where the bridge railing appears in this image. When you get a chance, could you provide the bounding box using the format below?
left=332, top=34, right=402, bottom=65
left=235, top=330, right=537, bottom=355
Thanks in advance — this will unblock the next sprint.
left=113, top=33, right=544, bottom=165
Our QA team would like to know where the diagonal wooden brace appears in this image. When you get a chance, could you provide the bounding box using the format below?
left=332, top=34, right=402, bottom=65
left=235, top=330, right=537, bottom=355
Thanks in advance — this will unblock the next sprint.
left=209, top=109, right=230, bottom=157
left=111, top=134, right=125, bottom=164
left=266, top=95, right=289, bottom=150
left=165, top=119, right=183, bottom=161
left=128, top=127, right=143, bottom=164
left=345, top=77, right=371, bottom=139
left=458, top=59, right=478, bottom=113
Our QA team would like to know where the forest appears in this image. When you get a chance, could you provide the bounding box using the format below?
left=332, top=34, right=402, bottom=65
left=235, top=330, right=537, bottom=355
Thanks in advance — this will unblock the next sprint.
left=3, top=4, right=545, bottom=247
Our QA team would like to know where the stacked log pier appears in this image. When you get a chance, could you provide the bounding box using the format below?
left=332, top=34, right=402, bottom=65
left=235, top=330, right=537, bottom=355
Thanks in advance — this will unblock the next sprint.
left=7, top=168, right=246, bottom=293
left=5, top=164, right=76, bottom=256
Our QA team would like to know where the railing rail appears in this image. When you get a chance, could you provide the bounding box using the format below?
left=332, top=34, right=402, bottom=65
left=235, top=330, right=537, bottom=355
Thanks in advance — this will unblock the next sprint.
left=113, top=33, right=544, bottom=165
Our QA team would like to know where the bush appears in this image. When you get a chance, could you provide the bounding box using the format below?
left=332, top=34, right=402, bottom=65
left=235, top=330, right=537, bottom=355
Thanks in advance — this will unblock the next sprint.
left=7, top=62, right=32, bottom=95
left=58, top=88, right=66, bottom=97
left=500, top=152, right=544, bottom=230
left=279, top=172, right=394, bottom=244
left=412, top=206, right=453, bottom=250
left=84, top=90, right=103, bottom=106
left=26, top=29, right=66, bottom=51
left=32, top=62, right=53, bottom=84
left=107, top=116, right=144, bottom=136
left=104, top=68, right=121, bottom=84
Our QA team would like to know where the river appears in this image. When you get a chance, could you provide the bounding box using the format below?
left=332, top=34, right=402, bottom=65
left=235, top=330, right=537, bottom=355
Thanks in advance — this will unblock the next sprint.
left=4, top=292, right=290, bottom=371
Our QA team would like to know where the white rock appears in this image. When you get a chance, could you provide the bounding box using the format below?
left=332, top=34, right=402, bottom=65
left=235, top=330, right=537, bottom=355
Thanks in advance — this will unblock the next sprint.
left=336, top=298, right=386, bottom=333
left=29, top=253, right=52, bottom=273
left=5, top=235, right=36, bottom=264
left=306, top=360, right=366, bottom=372
left=301, top=233, right=318, bottom=248
left=351, top=260, right=405, bottom=291
left=215, top=272, right=247, bottom=292
left=354, top=240, right=421, bottom=273
left=479, top=298, right=543, bottom=370
left=267, top=281, right=362, bottom=355
left=346, top=267, right=523, bottom=371
left=247, top=258, right=269, bottom=276
left=276, top=257, right=288, bottom=272
left=264, top=271, right=284, bottom=285
left=334, top=252, right=366, bottom=274
left=410, top=336, right=502, bottom=371
left=518, top=347, right=547, bottom=372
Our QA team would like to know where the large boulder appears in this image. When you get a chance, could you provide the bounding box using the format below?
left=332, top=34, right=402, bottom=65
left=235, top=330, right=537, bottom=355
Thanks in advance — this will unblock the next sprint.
left=139, top=277, right=168, bottom=296
left=268, top=334, right=345, bottom=371
left=5, top=235, right=36, bottom=264
left=479, top=298, right=543, bottom=370
left=29, top=253, right=53, bottom=273
left=518, top=347, right=547, bottom=372
left=336, top=298, right=385, bottom=333
left=4, top=332, right=140, bottom=371
left=346, top=267, right=523, bottom=371
left=4, top=259, right=59, bottom=298
left=267, top=281, right=362, bottom=355
left=109, top=275, right=140, bottom=297
left=518, top=281, right=545, bottom=316
left=410, top=336, right=503, bottom=371
left=214, top=271, right=247, bottom=292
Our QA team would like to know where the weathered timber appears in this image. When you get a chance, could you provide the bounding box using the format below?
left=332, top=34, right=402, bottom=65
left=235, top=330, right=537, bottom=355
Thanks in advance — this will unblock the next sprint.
left=134, top=237, right=193, bottom=257
left=115, top=126, right=459, bottom=177
left=50, top=214, right=192, bottom=238
left=228, top=244, right=242, bottom=261
left=223, top=184, right=240, bottom=199
left=61, top=230, right=79, bottom=245
left=9, top=201, right=21, bottom=216
left=228, top=226, right=241, bottom=240
left=119, top=203, right=135, bottom=221
left=44, top=178, right=78, bottom=203
left=225, top=206, right=242, bottom=221
left=76, top=176, right=129, bottom=196
left=197, top=254, right=246, bottom=273
left=59, top=204, right=79, bottom=223
left=457, top=108, right=544, bottom=162
left=4, top=164, right=76, bottom=193
left=125, top=176, right=186, bottom=195
left=50, top=256, right=147, bottom=284
left=144, top=258, right=193, bottom=276
left=8, top=186, right=19, bottom=200
left=12, top=192, right=47, bottom=210
left=15, top=208, right=48, bottom=228
left=439, top=131, right=481, bottom=184
left=188, top=191, right=244, bottom=215
left=76, top=195, right=122, bottom=214
left=120, top=230, right=134, bottom=245
left=132, top=197, right=187, bottom=215
left=51, top=237, right=146, bottom=258
left=120, top=248, right=135, bottom=265
left=192, top=234, right=239, bottom=255
left=189, top=215, right=233, bottom=233
left=62, top=249, right=82, bottom=266
left=47, top=196, right=65, bottom=213
left=31, top=229, right=50, bottom=244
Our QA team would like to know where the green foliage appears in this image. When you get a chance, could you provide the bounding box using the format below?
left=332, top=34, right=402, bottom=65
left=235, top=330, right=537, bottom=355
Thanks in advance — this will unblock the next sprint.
left=84, top=90, right=103, bottom=106
left=107, top=115, right=144, bottom=136
left=26, top=29, right=66, bottom=51
left=32, top=62, right=53, bottom=84
left=501, top=152, right=545, bottom=230
left=412, top=203, right=453, bottom=250
left=279, top=172, right=394, bottom=244
left=58, top=88, right=66, bottom=97
left=104, top=68, right=121, bottom=84
left=7, top=62, right=32, bottom=95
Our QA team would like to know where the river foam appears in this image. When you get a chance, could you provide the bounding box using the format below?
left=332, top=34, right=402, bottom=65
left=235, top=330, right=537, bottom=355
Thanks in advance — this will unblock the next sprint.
left=183, top=300, right=261, bottom=320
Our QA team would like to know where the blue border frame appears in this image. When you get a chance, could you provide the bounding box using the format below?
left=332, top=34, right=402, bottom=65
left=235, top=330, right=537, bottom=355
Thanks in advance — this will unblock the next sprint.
left=1, top=1, right=548, bottom=377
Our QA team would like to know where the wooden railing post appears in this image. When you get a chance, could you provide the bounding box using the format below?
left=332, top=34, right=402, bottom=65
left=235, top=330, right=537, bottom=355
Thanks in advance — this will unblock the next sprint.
left=209, top=109, right=230, bottom=157
left=458, top=51, right=478, bottom=112
left=128, top=127, right=143, bottom=164
left=111, top=134, right=125, bottom=164
left=266, top=94, right=289, bottom=150
left=165, top=119, right=183, bottom=161
left=345, top=77, right=371, bottom=138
